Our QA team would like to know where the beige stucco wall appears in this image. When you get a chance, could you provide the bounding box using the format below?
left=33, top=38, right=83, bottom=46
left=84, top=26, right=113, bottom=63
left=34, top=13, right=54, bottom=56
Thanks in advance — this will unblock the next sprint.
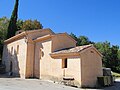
left=50, top=58, right=63, bottom=80
left=34, top=39, right=63, bottom=80
left=34, top=35, right=77, bottom=81
left=52, top=34, right=76, bottom=52
left=35, top=39, right=53, bottom=79
left=2, top=38, right=27, bottom=78
left=80, top=48, right=103, bottom=87
left=64, top=57, right=81, bottom=86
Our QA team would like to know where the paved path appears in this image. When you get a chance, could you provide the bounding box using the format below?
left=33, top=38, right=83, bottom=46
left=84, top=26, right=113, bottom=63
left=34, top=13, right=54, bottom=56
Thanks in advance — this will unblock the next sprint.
left=104, top=79, right=120, bottom=90
left=0, top=78, right=81, bottom=90
left=0, top=77, right=119, bottom=90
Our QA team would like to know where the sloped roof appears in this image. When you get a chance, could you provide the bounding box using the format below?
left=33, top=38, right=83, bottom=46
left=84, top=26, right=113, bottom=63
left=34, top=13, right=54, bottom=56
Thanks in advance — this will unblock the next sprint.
left=50, top=44, right=102, bottom=57
left=4, top=28, right=76, bottom=44
left=33, top=32, right=77, bottom=43
left=4, top=28, right=54, bottom=44
left=51, top=44, right=92, bottom=54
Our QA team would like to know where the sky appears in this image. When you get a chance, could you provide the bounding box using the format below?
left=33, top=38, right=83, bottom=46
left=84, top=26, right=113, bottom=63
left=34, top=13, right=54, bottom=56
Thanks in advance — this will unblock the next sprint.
left=0, top=0, right=120, bottom=46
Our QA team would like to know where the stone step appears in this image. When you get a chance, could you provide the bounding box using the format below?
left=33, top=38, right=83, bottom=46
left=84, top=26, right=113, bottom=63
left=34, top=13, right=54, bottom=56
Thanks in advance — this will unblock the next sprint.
left=61, top=77, right=75, bottom=86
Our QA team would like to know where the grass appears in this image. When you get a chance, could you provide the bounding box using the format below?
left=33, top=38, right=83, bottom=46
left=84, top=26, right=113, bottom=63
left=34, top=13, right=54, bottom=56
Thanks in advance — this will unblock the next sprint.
left=112, top=72, right=120, bottom=78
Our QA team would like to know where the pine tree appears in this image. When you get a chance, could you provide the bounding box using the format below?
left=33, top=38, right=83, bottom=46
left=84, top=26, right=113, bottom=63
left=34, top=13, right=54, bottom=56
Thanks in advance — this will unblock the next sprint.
left=7, top=0, right=19, bottom=39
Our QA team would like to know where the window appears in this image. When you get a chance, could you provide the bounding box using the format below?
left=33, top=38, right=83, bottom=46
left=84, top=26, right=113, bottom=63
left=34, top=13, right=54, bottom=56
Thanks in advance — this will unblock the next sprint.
left=17, top=45, right=19, bottom=54
left=62, top=58, right=67, bottom=68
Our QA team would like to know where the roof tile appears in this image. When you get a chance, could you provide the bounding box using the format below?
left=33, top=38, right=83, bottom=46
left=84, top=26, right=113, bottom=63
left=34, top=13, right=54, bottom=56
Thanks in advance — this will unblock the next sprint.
left=51, top=44, right=93, bottom=54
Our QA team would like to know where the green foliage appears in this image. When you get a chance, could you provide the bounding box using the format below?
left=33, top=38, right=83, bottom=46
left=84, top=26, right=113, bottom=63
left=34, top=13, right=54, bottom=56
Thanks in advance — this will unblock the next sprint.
left=70, top=33, right=78, bottom=44
left=17, top=19, right=23, bottom=30
left=112, top=72, right=120, bottom=78
left=70, top=33, right=94, bottom=46
left=0, top=17, right=9, bottom=59
left=118, top=50, right=120, bottom=60
left=7, top=0, right=19, bottom=39
left=77, top=36, right=94, bottom=45
left=95, top=41, right=120, bottom=72
left=95, top=41, right=111, bottom=66
left=0, top=43, right=3, bottom=60
left=21, top=19, right=43, bottom=30
left=0, top=17, right=9, bottom=42
left=6, top=0, right=42, bottom=38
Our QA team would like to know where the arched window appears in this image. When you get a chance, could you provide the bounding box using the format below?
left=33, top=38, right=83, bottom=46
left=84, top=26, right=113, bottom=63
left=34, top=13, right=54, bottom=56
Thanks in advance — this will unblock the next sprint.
left=11, top=47, right=13, bottom=54
left=17, top=45, right=19, bottom=54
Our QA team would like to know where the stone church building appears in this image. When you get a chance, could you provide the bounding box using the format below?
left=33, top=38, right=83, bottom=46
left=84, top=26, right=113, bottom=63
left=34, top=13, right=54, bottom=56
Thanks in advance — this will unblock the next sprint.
left=2, top=28, right=103, bottom=87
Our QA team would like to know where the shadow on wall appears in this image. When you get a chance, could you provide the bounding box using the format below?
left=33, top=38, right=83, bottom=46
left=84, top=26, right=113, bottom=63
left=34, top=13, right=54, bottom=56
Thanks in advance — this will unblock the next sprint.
left=1, top=47, right=20, bottom=78
left=33, top=43, right=44, bottom=78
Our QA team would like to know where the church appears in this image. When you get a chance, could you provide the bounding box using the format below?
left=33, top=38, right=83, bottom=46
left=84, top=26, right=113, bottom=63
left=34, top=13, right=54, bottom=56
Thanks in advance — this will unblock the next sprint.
left=2, top=28, right=103, bottom=87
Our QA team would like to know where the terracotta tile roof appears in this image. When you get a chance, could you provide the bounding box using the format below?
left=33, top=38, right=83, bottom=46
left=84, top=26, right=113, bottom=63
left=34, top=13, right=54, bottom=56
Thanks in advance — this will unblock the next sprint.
left=51, top=44, right=93, bottom=54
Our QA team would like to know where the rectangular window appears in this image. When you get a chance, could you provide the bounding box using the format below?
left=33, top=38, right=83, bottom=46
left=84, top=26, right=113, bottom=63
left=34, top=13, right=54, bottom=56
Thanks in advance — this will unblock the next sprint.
left=62, top=58, right=67, bottom=68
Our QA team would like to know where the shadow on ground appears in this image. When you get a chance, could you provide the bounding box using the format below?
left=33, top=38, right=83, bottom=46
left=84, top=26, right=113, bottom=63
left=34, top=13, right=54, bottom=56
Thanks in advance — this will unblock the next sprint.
left=0, top=73, right=18, bottom=78
left=103, top=81, right=120, bottom=90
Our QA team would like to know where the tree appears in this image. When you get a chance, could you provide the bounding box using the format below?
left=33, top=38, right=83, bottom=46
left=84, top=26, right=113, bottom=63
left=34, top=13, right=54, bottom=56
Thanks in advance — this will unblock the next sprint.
left=33, top=20, right=43, bottom=29
left=70, top=33, right=94, bottom=46
left=0, top=17, right=9, bottom=59
left=118, top=50, right=120, bottom=60
left=70, top=33, right=78, bottom=44
left=95, top=41, right=120, bottom=72
left=7, top=0, right=19, bottom=39
left=0, top=16, right=43, bottom=59
left=110, top=45, right=120, bottom=72
left=117, top=50, right=120, bottom=71
left=77, top=36, right=94, bottom=46
left=16, top=19, right=23, bottom=30
left=95, top=41, right=112, bottom=67
left=21, top=19, right=43, bottom=30
left=0, top=17, right=9, bottom=42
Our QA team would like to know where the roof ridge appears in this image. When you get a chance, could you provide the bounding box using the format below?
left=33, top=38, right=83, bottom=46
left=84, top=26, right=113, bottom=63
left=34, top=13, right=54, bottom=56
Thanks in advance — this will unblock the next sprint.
left=77, top=44, right=93, bottom=52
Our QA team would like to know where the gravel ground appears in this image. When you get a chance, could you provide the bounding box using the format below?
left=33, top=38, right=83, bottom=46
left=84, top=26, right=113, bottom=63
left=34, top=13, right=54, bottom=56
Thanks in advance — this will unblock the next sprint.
left=0, top=77, right=119, bottom=90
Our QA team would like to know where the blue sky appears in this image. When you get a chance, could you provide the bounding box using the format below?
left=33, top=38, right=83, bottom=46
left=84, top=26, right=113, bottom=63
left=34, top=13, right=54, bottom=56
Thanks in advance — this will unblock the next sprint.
left=0, top=0, right=120, bottom=46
